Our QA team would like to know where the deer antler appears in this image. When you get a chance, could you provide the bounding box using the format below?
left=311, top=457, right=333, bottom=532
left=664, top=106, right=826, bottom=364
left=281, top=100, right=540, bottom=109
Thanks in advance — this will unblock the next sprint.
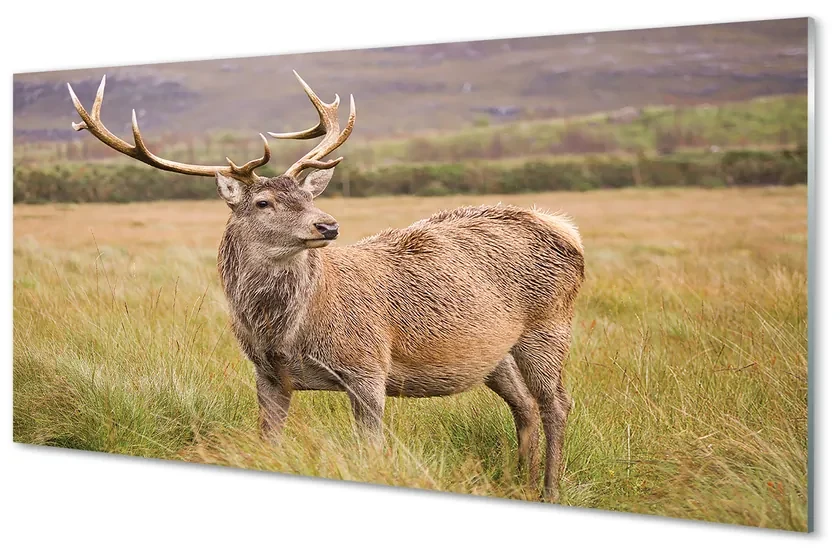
left=68, top=75, right=270, bottom=183
left=268, top=71, right=356, bottom=181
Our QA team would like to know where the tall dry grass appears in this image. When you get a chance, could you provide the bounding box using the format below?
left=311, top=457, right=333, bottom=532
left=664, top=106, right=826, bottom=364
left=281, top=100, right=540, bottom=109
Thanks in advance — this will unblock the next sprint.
left=13, top=186, right=808, bottom=530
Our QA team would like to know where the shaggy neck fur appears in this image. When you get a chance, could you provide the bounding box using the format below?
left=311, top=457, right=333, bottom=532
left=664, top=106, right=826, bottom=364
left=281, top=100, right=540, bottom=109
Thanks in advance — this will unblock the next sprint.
left=218, top=223, right=323, bottom=350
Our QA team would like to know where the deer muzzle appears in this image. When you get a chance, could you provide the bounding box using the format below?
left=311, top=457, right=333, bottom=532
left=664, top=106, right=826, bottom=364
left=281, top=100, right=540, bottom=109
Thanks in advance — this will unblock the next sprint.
left=313, top=222, right=339, bottom=240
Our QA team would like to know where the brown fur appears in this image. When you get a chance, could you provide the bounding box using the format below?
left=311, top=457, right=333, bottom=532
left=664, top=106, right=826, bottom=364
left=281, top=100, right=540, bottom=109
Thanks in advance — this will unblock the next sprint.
left=217, top=174, right=585, bottom=499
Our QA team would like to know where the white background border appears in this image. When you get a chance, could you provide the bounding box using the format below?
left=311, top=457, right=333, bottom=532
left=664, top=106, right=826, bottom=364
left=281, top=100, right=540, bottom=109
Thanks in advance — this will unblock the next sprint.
left=2, top=1, right=834, bottom=548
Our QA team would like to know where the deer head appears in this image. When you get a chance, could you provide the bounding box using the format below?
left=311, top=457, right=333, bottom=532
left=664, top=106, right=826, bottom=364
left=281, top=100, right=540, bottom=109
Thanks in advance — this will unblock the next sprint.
left=68, top=71, right=355, bottom=259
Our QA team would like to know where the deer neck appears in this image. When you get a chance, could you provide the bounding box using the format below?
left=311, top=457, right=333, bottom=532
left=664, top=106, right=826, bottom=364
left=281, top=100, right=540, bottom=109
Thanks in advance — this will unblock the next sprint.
left=218, top=229, right=324, bottom=350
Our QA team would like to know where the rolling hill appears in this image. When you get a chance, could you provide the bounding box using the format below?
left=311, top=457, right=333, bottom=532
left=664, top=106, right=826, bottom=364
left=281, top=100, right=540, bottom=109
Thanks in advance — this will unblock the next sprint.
left=13, top=18, right=808, bottom=145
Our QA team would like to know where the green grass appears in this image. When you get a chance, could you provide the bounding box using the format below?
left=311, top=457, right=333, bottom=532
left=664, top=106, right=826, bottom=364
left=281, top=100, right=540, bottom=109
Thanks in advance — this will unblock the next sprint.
left=12, top=187, right=808, bottom=530
left=13, top=145, right=808, bottom=204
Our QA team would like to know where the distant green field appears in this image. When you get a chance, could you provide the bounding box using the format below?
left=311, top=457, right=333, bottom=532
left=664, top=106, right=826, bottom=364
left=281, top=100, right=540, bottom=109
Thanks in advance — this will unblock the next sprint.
left=15, top=94, right=806, bottom=165
left=13, top=95, right=807, bottom=203
left=353, top=94, right=807, bottom=165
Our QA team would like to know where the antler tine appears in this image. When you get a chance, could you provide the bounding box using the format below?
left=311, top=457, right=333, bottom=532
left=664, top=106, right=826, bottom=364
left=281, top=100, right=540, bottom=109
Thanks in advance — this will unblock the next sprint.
left=68, top=75, right=270, bottom=183
left=226, top=134, right=271, bottom=175
left=267, top=122, right=326, bottom=141
left=68, top=77, right=131, bottom=152
left=91, top=74, right=107, bottom=121
left=268, top=71, right=356, bottom=181
left=267, top=71, right=330, bottom=141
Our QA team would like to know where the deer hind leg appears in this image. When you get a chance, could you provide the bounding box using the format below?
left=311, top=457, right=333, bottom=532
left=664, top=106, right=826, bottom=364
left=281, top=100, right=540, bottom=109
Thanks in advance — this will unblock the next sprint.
left=486, top=354, right=541, bottom=490
left=511, top=321, right=573, bottom=502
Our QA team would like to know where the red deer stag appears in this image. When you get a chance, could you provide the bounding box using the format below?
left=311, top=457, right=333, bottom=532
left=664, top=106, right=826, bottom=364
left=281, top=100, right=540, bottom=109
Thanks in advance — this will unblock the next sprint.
left=67, top=72, right=585, bottom=500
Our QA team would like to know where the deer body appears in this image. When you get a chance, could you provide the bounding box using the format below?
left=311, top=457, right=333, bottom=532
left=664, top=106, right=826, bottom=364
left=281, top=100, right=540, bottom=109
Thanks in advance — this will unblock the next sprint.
left=68, top=72, right=584, bottom=500
left=220, top=204, right=584, bottom=398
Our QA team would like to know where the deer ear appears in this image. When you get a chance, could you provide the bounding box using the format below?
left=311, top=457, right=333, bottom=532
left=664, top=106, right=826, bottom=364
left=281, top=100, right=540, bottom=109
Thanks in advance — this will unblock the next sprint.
left=216, top=173, right=243, bottom=208
left=300, top=168, right=335, bottom=198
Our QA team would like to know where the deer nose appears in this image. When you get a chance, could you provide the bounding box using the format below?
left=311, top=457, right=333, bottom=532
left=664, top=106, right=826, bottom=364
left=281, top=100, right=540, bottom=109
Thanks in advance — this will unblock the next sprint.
left=314, top=222, right=339, bottom=240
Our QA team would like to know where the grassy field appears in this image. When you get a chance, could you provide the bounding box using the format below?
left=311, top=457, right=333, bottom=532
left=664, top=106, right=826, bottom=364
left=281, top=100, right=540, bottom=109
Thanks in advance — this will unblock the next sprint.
left=12, top=187, right=808, bottom=530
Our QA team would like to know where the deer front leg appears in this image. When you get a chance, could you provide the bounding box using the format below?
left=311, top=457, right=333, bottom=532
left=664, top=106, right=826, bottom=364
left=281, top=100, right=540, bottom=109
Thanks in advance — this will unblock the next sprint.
left=345, top=375, right=386, bottom=446
left=255, top=369, right=292, bottom=441
left=253, top=351, right=293, bottom=442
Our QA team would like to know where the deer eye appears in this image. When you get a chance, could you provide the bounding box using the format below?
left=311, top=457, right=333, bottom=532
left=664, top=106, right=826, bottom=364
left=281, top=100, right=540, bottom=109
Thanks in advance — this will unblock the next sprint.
left=256, top=200, right=270, bottom=209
